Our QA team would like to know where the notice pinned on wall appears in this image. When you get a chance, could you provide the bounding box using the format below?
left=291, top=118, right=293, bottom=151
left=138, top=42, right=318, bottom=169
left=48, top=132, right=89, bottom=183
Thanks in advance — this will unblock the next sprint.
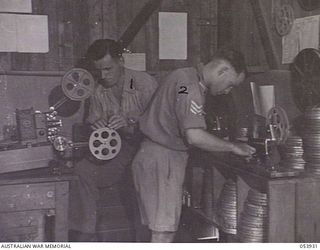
left=159, top=12, right=187, bottom=60
left=282, top=15, right=320, bottom=64
left=0, top=14, right=48, bottom=53
left=123, top=53, right=146, bottom=71
left=16, top=15, right=49, bottom=53
left=0, top=14, right=16, bottom=52
left=0, top=0, right=32, bottom=13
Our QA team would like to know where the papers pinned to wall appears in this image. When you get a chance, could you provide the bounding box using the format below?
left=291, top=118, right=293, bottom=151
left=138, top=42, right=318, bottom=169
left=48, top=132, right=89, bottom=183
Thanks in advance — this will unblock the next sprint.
left=123, top=53, right=146, bottom=71
left=0, top=0, right=32, bottom=13
left=159, top=12, right=187, bottom=60
left=16, top=15, right=49, bottom=53
left=0, top=14, right=48, bottom=53
left=0, top=14, right=16, bottom=52
left=282, top=15, right=320, bottom=64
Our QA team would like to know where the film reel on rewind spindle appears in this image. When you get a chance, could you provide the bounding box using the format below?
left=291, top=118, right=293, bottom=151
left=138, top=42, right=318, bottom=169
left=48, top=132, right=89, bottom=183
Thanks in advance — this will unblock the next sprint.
left=266, top=106, right=290, bottom=144
left=61, top=68, right=95, bottom=101
left=89, top=127, right=122, bottom=160
left=48, top=68, right=95, bottom=117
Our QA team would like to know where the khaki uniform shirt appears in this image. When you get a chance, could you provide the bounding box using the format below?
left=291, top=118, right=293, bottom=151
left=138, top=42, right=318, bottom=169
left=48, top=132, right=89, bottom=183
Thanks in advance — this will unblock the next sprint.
left=87, top=68, right=158, bottom=125
left=140, top=67, right=207, bottom=151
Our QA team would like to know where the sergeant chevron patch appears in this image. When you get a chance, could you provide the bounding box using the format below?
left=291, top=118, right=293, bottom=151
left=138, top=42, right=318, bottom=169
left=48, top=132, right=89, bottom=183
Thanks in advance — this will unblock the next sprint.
left=190, top=100, right=204, bottom=115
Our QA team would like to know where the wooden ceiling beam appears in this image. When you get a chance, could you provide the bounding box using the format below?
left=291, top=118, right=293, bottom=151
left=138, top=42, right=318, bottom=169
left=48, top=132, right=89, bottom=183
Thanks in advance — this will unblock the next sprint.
left=249, top=0, right=280, bottom=69
left=118, top=0, right=163, bottom=48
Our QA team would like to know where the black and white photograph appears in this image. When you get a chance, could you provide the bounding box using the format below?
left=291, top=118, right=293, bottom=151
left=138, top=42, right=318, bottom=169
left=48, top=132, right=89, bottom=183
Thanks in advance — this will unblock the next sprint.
left=0, top=0, right=318, bottom=248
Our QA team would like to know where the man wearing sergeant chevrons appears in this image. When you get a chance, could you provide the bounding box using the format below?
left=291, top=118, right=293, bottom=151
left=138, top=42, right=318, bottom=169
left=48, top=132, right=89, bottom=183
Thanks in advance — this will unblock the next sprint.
left=132, top=48, right=256, bottom=242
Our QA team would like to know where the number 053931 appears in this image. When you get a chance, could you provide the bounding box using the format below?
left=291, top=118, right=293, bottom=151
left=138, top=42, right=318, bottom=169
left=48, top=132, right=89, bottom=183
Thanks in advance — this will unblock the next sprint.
left=300, top=244, right=318, bottom=248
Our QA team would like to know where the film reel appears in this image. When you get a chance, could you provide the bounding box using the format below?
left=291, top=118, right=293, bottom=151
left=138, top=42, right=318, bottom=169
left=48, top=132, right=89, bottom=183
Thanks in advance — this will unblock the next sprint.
left=290, top=48, right=320, bottom=112
left=53, top=136, right=69, bottom=152
left=274, top=4, right=294, bottom=36
left=266, top=107, right=290, bottom=144
left=89, top=127, right=121, bottom=161
left=61, top=68, right=95, bottom=101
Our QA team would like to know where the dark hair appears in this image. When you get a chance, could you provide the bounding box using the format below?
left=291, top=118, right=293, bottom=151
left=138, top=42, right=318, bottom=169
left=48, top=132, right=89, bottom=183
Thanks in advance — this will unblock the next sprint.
left=85, top=39, right=122, bottom=61
left=212, top=48, right=247, bottom=74
left=75, top=39, right=122, bottom=78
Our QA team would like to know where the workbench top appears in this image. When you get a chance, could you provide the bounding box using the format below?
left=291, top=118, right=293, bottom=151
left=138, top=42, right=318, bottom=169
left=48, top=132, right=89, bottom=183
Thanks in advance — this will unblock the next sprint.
left=0, top=167, right=77, bottom=186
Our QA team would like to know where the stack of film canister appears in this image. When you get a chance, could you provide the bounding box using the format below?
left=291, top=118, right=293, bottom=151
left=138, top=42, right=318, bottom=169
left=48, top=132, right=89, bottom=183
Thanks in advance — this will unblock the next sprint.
left=238, top=189, right=268, bottom=242
left=217, top=179, right=237, bottom=234
left=281, top=135, right=305, bottom=171
left=302, top=106, right=320, bottom=175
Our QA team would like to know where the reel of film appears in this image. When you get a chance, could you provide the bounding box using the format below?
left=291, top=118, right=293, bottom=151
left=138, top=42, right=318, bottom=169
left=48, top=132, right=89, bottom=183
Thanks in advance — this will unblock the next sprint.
left=53, top=127, right=121, bottom=161
left=274, top=4, right=294, bottom=36
left=266, top=106, right=290, bottom=144
left=49, top=68, right=95, bottom=117
left=89, top=127, right=122, bottom=160
left=61, top=68, right=95, bottom=101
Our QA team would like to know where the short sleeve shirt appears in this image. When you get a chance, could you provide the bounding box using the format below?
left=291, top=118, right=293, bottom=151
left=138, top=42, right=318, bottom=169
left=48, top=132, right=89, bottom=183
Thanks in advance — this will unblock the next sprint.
left=140, top=67, right=207, bottom=151
left=87, top=68, right=158, bottom=124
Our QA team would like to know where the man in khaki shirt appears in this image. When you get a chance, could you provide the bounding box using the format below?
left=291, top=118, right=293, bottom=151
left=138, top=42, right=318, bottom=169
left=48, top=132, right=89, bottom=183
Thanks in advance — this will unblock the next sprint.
left=69, top=39, right=158, bottom=241
left=132, top=48, right=255, bottom=242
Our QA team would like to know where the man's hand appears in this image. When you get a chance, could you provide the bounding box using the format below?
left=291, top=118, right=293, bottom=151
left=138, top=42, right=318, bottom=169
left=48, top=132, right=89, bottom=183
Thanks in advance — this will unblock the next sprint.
left=231, top=142, right=256, bottom=157
left=108, top=114, right=128, bottom=130
left=91, top=118, right=108, bottom=130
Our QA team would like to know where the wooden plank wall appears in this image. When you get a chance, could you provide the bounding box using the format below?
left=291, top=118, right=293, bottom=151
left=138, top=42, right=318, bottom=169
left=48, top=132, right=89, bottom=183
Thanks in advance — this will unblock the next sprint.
left=0, top=0, right=219, bottom=137
left=0, top=0, right=218, bottom=76
left=218, top=0, right=320, bottom=71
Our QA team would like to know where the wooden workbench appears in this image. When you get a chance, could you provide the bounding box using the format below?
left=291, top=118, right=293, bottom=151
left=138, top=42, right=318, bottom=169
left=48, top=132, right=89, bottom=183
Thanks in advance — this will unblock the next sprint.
left=0, top=168, right=76, bottom=242
left=185, top=150, right=320, bottom=242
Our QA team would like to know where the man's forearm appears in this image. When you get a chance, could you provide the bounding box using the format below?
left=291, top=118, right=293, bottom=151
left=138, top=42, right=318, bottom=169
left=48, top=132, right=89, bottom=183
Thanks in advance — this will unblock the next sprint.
left=186, top=128, right=235, bottom=152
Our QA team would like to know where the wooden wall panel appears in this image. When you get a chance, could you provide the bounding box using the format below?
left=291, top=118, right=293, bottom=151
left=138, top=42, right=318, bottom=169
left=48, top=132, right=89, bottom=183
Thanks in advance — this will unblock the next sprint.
left=222, top=0, right=269, bottom=71
left=130, top=0, right=148, bottom=53
left=296, top=179, right=320, bottom=242
left=0, top=0, right=219, bottom=74
left=116, top=0, right=134, bottom=47
left=87, top=0, right=103, bottom=47
left=43, top=0, right=60, bottom=71
left=102, top=0, right=118, bottom=40
left=219, top=0, right=320, bottom=71
left=72, top=0, right=90, bottom=66
left=199, top=0, right=217, bottom=63
left=189, top=0, right=201, bottom=66
left=28, top=0, right=45, bottom=71
left=145, top=11, right=159, bottom=72
left=57, top=0, right=75, bottom=70
left=0, top=54, right=11, bottom=71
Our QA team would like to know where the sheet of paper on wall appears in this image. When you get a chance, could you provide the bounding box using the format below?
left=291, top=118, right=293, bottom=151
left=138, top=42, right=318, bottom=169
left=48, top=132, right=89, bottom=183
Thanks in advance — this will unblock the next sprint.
left=282, top=15, right=320, bottom=64
left=0, top=0, right=32, bottom=13
left=16, top=15, right=49, bottom=53
left=250, top=82, right=275, bottom=118
left=0, top=14, right=48, bottom=53
left=0, top=14, right=17, bottom=52
left=159, top=12, right=187, bottom=60
left=123, top=53, right=146, bottom=71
